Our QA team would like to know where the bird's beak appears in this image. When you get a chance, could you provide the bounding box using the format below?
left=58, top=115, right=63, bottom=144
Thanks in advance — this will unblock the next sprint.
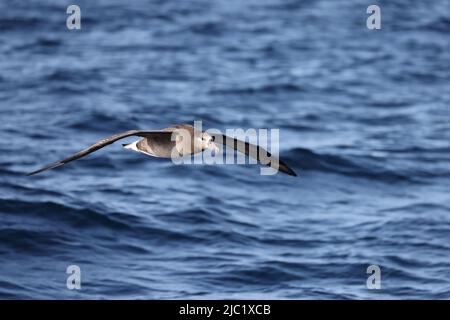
left=208, top=141, right=220, bottom=155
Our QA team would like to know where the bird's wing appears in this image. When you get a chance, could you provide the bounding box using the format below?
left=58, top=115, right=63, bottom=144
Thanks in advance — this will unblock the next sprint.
left=210, top=133, right=297, bottom=176
left=27, top=130, right=173, bottom=176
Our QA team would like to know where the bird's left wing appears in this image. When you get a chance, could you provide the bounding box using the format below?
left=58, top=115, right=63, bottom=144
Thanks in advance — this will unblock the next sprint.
left=210, top=133, right=297, bottom=176
left=27, top=130, right=172, bottom=176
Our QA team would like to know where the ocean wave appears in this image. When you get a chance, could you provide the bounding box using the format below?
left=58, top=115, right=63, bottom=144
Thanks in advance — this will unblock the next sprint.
left=422, top=16, right=450, bottom=33
left=0, top=199, right=135, bottom=231
left=0, top=17, right=43, bottom=31
left=285, top=148, right=417, bottom=183
left=210, top=83, right=302, bottom=95
left=0, top=198, right=207, bottom=244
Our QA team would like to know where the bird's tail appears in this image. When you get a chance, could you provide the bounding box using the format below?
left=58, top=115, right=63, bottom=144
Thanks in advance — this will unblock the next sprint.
left=122, top=141, right=139, bottom=151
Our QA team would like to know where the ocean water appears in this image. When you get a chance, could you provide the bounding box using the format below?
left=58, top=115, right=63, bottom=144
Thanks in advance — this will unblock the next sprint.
left=0, top=0, right=449, bottom=299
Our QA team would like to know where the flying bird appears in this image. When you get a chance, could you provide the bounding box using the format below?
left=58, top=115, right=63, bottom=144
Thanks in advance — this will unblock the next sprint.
left=26, top=124, right=297, bottom=176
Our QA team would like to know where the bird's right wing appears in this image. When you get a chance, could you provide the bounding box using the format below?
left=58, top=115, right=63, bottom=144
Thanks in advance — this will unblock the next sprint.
left=27, top=130, right=173, bottom=176
left=211, top=133, right=297, bottom=176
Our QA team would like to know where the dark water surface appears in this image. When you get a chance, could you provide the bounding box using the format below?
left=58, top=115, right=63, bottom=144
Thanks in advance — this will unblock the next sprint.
left=0, top=0, right=449, bottom=299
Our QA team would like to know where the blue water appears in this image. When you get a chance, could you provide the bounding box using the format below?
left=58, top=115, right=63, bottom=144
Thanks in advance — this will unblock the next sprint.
left=0, top=0, right=449, bottom=299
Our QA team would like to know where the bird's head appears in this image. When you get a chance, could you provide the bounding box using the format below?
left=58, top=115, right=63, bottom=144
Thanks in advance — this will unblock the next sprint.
left=200, top=132, right=220, bottom=154
left=171, top=125, right=220, bottom=156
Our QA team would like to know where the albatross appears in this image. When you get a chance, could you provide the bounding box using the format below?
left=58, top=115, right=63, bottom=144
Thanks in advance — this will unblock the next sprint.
left=26, top=124, right=297, bottom=176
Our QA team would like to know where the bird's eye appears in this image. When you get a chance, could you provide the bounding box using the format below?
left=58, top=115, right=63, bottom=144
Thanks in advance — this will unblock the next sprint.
left=211, top=136, right=215, bottom=142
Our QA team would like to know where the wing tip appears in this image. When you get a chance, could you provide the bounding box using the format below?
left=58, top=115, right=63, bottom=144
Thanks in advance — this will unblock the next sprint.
left=278, top=161, right=298, bottom=177
left=26, top=168, right=44, bottom=176
left=282, top=167, right=298, bottom=177
left=26, top=162, right=64, bottom=176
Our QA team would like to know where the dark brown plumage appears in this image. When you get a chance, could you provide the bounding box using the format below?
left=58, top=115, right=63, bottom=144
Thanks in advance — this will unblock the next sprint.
left=27, top=124, right=297, bottom=177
